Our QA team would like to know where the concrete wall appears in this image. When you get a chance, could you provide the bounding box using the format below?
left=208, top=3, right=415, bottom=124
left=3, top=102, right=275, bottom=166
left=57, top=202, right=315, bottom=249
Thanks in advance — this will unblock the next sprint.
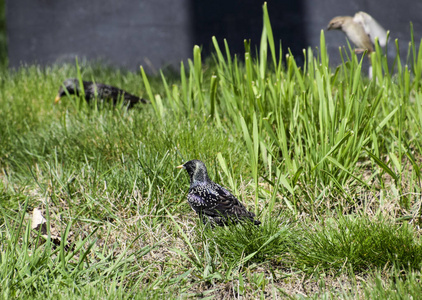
left=6, top=0, right=192, bottom=72
left=6, top=0, right=422, bottom=71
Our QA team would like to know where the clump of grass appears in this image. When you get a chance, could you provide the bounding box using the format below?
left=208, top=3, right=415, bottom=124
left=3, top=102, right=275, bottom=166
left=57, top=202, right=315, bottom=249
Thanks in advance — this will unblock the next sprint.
left=293, top=215, right=422, bottom=273
left=362, top=269, right=422, bottom=299
left=199, top=217, right=293, bottom=266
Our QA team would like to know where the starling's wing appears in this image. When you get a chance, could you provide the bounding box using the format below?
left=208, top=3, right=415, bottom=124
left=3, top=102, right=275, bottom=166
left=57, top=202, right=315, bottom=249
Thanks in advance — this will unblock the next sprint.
left=187, top=193, right=207, bottom=214
left=80, top=81, right=95, bottom=100
left=354, top=12, right=387, bottom=47
left=340, top=19, right=373, bottom=51
left=81, top=82, right=106, bottom=100
left=97, top=84, right=148, bottom=106
left=122, top=91, right=149, bottom=106
left=203, top=183, right=256, bottom=220
left=94, top=84, right=113, bottom=100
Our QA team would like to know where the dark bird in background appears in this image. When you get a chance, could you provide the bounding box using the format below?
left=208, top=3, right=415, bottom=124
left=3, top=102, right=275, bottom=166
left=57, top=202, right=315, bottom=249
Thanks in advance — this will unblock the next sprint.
left=177, top=160, right=261, bottom=227
left=327, top=11, right=387, bottom=53
left=55, top=78, right=149, bottom=108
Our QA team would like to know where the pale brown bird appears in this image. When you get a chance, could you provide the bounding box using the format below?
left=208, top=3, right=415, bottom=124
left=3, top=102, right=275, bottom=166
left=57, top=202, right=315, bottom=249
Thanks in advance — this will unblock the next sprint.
left=327, top=12, right=387, bottom=53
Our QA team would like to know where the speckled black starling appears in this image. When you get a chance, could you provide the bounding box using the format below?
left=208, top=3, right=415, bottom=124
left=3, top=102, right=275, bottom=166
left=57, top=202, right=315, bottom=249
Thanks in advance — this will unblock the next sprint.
left=55, top=78, right=148, bottom=108
left=177, top=160, right=260, bottom=226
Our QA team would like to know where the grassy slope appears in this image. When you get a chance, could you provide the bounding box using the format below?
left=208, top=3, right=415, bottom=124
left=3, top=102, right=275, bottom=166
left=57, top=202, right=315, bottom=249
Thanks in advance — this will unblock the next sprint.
left=1, top=4, right=422, bottom=299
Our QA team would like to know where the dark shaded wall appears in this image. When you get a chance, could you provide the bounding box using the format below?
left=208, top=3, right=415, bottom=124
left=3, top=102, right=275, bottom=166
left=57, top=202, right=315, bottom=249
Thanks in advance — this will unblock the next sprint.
left=5, top=0, right=422, bottom=71
left=6, top=0, right=192, bottom=72
left=0, top=0, right=6, bottom=67
left=192, top=0, right=305, bottom=63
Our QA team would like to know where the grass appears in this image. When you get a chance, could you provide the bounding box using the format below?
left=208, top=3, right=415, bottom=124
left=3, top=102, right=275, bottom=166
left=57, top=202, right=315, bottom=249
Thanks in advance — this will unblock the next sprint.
left=1, top=3, right=422, bottom=298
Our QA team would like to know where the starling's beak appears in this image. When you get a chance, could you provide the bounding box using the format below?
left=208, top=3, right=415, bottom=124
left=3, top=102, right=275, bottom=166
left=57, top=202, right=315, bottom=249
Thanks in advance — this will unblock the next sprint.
left=176, top=164, right=184, bottom=169
left=54, top=94, right=61, bottom=104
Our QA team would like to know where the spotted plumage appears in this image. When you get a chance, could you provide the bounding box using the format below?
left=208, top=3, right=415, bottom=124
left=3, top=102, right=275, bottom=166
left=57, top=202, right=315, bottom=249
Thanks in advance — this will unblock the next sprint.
left=55, top=78, right=148, bottom=108
left=177, top=160, right=260, bottom=226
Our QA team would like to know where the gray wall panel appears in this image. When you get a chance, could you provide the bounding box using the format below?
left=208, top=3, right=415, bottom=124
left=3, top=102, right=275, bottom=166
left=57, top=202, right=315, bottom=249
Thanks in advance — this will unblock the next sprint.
left=6, top=0, right=422, bottom=71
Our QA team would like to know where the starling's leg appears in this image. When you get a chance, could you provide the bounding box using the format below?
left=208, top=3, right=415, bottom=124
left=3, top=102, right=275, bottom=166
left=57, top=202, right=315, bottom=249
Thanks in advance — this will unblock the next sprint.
left=199, top=214, right=213, bottom=228
left=204, top=216, right=218, bottom=229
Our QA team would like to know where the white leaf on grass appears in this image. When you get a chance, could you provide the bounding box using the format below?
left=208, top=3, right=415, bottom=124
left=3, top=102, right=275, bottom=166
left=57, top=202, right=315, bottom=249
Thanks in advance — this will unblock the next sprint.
left=31, top=208, right=61, bottom=245
left=31, top=208, right=47, bottom=234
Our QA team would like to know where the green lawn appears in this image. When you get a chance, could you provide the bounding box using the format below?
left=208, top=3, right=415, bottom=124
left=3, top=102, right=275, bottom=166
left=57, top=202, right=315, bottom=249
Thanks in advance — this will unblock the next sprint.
left=1, top=4, right=422, bottom=299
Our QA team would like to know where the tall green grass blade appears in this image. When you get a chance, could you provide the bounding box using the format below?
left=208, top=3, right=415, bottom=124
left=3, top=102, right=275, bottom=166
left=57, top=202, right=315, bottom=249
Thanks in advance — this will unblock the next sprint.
left=140, top=66, right=157, bottom=116
left=262, top=2, right=276, bottom=69
left=365, top=149, right=399, bottom=183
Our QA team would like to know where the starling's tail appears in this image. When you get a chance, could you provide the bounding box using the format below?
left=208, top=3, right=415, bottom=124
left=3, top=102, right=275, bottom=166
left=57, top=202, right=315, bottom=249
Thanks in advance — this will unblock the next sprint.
left=254, top=219, right=261, bottom=226
left=125, top=94, right=149, bottom=107
left=132, top=96, right=149, bottom=104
